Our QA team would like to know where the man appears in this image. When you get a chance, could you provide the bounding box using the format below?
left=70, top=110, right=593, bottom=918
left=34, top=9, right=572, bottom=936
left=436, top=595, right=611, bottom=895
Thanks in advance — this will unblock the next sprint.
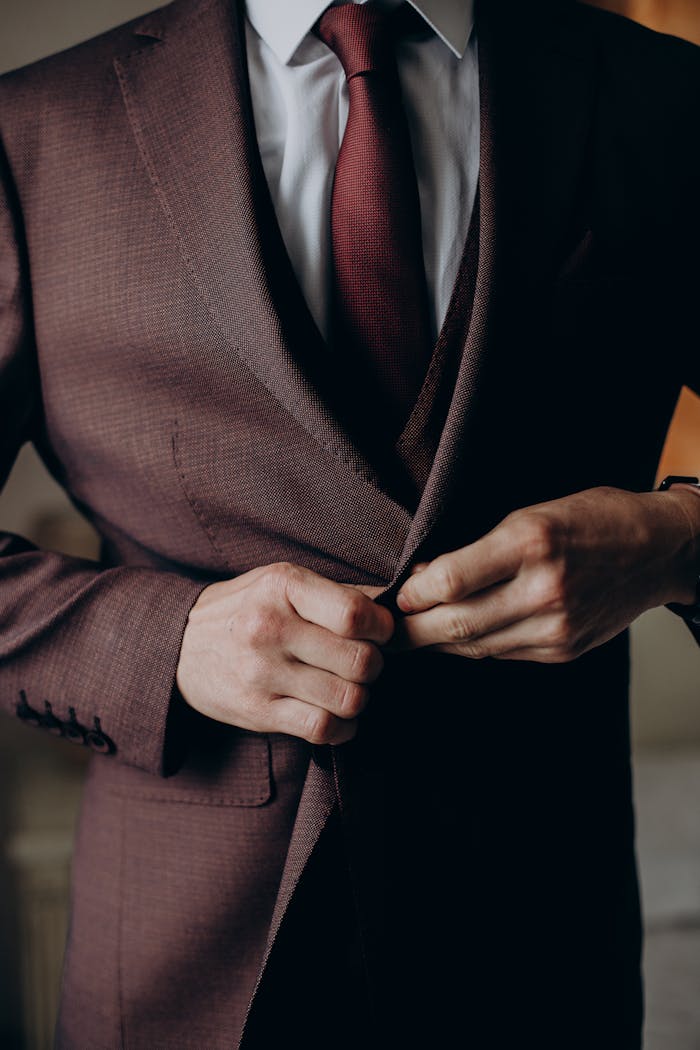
left=0, top=0, right=699, bottom=1046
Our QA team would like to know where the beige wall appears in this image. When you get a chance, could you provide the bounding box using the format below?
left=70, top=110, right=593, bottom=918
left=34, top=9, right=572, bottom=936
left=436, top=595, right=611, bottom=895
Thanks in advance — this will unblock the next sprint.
left=0, top=0, right=153, bottom=73
left=584, top=0, right=700, bottom=45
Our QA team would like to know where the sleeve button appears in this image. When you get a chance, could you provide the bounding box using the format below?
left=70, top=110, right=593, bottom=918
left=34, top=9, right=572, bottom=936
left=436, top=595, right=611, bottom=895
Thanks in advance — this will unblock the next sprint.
left=16, top=690, right=42, bottom=728
left=40, top=701, right=65, bottom=737
left=63, top=707, right=87, bottom=745
left=85, top=717, right=116, bottom=755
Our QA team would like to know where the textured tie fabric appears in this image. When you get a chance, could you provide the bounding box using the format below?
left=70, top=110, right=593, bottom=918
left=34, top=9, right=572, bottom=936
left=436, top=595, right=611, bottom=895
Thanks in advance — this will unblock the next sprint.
left=316, top=2, right=433, bottom=444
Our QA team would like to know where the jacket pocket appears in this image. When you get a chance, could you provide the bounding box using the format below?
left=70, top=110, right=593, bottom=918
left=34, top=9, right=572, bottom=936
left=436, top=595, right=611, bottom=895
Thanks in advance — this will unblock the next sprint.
left=117, top=720, right=271, bottom=806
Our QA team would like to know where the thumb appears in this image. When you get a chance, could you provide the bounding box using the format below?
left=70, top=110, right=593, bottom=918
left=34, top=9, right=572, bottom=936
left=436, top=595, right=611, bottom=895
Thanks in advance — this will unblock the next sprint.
left=344, top=583, right=386, bottom=600
left=408, top=561, right=430, bottom=576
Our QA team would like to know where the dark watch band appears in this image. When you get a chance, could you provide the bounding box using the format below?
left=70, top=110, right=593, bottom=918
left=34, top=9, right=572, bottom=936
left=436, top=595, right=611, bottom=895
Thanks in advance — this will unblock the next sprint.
left=657, top=474, right=700, bottom=626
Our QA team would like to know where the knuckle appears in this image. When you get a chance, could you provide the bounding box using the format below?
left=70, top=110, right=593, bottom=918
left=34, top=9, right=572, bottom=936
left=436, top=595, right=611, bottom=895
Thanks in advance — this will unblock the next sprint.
left=337, top=681, right=368, bottom=718
left=242, top=607, right=282, bottom=648
left=302, top=709, right=333, bottom=746
left=266, top=561, right=299, bottom=594
left=337, top=592, right=368, bottom=637
left=548, top=611, right=575, bottom=650
left=457, top=639, right=489, bottom=660
left=271, top=560, right=295, bottom=578
left=518, top=514, right=560, bottom=564
left=446, top=611, right=477, bottom=643
left=534, top=564, right=568, bottom=609
left=376, top=608, right=395, bottom=645
left=348, top=641, right=382, bottom=682
left=432, top=559, right=462, bottom=602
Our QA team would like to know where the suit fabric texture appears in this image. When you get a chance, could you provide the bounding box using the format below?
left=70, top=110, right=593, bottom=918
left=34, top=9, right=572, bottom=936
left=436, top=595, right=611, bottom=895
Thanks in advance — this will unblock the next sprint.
left=0, top=0, right=699, bottom=1047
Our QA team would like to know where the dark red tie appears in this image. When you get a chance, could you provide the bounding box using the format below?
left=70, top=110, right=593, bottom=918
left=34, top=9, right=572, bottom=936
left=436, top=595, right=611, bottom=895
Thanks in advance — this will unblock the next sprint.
left=316, top=2, right=432, bottom=443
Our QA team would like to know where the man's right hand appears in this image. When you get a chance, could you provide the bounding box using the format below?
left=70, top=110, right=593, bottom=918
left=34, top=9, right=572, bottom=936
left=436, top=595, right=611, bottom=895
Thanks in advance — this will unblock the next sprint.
left=176, top=562, right=395, bottom=745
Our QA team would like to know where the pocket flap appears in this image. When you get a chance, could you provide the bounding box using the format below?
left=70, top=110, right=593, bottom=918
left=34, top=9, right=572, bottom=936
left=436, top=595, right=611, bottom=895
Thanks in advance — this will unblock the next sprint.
left=119, top=721, right=272, bottom=806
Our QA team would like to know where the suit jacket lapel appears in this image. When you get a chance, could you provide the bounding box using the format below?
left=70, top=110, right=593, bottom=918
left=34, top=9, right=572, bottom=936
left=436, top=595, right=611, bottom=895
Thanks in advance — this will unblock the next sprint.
left=113, top=0, right=597, bottom=595
left=377, top=0, right=599, bottom=605
left=113, top=0, right=412, bottom=521
left=373, top=12, right=500, bottom=605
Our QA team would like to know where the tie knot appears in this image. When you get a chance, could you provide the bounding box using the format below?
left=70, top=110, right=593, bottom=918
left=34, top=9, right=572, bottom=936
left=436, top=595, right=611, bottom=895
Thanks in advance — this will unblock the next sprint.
left=316, top=3, right=422, bottom=81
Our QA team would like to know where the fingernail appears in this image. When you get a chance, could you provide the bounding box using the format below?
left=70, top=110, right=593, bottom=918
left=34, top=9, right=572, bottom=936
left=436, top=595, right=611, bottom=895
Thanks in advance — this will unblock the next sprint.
left=396, top=592, right=412, bottom=612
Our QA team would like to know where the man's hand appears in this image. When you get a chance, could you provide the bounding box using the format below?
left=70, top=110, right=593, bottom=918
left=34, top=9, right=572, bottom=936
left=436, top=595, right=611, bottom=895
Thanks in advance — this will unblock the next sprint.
left=392, top=485, right=700, bottom=663
left=176, top=563, right=394, bottom=744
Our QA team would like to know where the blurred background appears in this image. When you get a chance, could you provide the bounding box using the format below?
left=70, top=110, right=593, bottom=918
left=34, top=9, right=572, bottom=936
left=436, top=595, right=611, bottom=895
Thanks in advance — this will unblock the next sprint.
left=0, top=1, right=699, bottom=1047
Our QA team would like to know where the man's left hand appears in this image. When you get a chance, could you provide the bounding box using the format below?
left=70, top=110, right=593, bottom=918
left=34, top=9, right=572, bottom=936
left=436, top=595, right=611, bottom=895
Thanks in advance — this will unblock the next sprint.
left=392, top=485, right=700, bottom=663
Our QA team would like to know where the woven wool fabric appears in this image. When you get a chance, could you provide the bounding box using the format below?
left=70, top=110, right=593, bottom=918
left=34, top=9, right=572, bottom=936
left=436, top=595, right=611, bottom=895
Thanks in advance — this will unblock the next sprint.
left=0, top=0, right=699, bottom=1046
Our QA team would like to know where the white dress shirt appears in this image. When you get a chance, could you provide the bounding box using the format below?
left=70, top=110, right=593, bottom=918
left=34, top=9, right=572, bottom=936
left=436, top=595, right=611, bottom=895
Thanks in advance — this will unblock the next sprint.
left=244, top=0, right=479, bottom=344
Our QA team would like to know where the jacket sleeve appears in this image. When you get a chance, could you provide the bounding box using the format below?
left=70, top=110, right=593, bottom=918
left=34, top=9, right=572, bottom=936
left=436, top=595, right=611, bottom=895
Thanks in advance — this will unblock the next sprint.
left=0, top=133, right=207, bottom=776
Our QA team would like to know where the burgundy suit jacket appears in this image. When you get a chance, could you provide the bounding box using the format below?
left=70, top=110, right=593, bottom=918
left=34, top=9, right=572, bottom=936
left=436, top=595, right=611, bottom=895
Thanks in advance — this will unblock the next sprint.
left=0, top=0, right=698, bottom=1047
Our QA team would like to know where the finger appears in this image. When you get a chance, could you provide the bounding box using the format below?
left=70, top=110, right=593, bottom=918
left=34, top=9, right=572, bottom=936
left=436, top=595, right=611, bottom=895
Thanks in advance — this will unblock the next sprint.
left=393, top=577, right=534, bottom=652
left=265, top=697, right=359, bottom=745
left=492, top=646, right=566, bottom=663
left=396, top=530, right=520, bottom=613
left=342, top=583, right=386, bottom=600
left=427, top=612, right=569, bottom=661
left=435, top=642, right=574, bottom=663
left=282, top=663, right=370, bottom=719
left=408, top=561, right=430, bottom=575
left=283, top=565, right=394, bottom=644
left=289, top=621, right=384, bottom=683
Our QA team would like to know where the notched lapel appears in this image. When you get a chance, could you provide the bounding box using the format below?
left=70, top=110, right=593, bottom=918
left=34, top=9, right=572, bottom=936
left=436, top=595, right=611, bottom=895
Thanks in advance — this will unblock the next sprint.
left=377, top=1, right=602, bottom=603
left=113, top=0, right=405, bottom=505
left=374, top=27, right=501, bottom=604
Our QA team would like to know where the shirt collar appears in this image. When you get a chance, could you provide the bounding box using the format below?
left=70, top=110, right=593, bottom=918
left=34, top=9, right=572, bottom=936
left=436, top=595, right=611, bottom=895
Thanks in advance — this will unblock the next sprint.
left=245, top=0, right=474, bottom=66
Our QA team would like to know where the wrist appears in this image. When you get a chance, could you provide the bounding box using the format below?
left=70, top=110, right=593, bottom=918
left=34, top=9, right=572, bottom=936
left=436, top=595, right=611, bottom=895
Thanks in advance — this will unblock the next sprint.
left=655, top=481, right=700, bottom=607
